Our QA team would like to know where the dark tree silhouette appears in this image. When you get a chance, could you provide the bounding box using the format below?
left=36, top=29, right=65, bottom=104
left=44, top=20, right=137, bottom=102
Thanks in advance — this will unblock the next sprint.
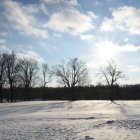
left=19, top=58, right=39, bottom=101
left=98, top=59, right=125, bottom=101
left=5, top=52, right=21, bottom=102
left=0, top=53, right=7, bottom=102
left=53, top=58, right=90, bottom=87
left=42, top=63, right=51, bottom=88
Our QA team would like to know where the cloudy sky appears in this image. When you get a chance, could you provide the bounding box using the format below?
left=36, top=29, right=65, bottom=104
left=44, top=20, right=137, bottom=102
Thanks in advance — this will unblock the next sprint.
left=0, top=0, right=140, bottom=85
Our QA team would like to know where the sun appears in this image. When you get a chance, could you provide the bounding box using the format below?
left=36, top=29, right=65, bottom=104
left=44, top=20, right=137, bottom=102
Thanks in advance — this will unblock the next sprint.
left=95, top=40, right=119, bottom=60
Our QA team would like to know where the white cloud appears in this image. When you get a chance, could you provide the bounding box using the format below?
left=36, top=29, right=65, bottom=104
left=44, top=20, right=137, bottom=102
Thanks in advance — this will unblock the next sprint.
left=92, top=1, right=102, bottom=6
left=3, top=0, right=48, bottom=39
left=22, top=4, right=39, bottom=14
left=121, top=44, right=140, bottom=52
left=101, top=6, right=140, bottom=35
left=38, top=41, right=57, bottom=50
left=45, top=8, right=95, bottom=35
left=19, top=45, right=33, bottom=50
left=0, top=32, right=8, bottom=37
left=97, top=41, right=140, bottom=52
left=87, top=41, right=140, bottom=69
left=80, top=34, right=95, bottom=40
left=0, top=39, right=6, bottom=44
left=17, top=51, right=44, bottom=62
left=38, top=41, right=47, bottom=47
left=0, top=45, right=11, bottom=53
left=42, top=0, right=79, bottom=6
left=0, top=34, right=8, bottom=54
left=53, top=32, right=62, bottom=38
left=40, top=3, right=48, bottom=15
left=87, top=11, right=98, bottom=19
left=128, top=65, right=140, bottom=72
left=100, top=18, right=114, bottom=31
left=124, top=38, right=129, bottom=42
left=93, top=40, right=140, bottom=54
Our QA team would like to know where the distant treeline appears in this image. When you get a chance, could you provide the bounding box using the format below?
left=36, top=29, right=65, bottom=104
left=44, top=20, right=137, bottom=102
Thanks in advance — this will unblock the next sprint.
left=2, top=85, right=140, bottom=101
left=0, top=51, right=140, bottom=102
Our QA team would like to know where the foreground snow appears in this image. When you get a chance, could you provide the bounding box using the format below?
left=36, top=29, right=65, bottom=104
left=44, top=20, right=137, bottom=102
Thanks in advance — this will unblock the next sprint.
left=0, top=100, right=140, bottom=140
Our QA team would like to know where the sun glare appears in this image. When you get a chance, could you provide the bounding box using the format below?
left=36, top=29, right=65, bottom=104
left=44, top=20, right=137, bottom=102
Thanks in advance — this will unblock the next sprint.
left=95, top=40, right=119, bottom=60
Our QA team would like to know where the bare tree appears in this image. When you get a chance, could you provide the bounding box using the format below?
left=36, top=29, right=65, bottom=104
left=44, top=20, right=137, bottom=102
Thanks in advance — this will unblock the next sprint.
left=98, top=59, right=125, bottom=101
left=19, top=58, right=39, bottom=101
left=5, top=52, right=21, bottom=102
left=42, top=64, right=51, bottom=88
left=0, top=53, right=7, bottom=102
left=53, top=58, right=90, bottom=87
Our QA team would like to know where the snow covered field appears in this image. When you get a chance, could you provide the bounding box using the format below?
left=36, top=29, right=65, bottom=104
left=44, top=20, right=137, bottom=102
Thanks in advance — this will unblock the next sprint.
left=0, top=100, right=140, bottom=140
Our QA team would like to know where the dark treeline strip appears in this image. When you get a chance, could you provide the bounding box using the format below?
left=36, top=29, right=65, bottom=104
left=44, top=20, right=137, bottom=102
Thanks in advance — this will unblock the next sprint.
left=2, top=85, right=140, bottom=101
left=0, top=51, right=91, bottom=102
left=0, top=51, right=140, bottom=102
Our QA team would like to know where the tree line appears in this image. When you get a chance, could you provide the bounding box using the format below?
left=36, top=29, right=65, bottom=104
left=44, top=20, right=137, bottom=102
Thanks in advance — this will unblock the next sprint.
left=0, top=52, right=39, bottom=102
left=0, top=51, right=91, bottom=102
left=0, top=51, right=139, bottom=103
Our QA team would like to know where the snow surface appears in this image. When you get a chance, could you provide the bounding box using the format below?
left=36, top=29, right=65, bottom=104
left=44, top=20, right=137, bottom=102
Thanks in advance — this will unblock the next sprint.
left=0, top=100, right=140, bottom=140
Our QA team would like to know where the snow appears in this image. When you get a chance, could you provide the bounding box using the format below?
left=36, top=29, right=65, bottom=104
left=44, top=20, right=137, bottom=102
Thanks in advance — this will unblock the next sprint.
left=0, top=100, right=140, bottom=140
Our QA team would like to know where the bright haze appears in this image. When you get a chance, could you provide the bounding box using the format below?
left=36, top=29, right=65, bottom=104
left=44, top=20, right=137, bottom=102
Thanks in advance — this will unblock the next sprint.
left=0, top=0, right=140, bottom=85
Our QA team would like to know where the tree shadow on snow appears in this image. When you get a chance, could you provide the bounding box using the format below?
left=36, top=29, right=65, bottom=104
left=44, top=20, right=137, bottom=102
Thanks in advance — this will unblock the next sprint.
left=69, top=117, right=95, bottom=120
left=105, top=101, right=121, bottom=106
left=80, top=136, right=94, bottom=140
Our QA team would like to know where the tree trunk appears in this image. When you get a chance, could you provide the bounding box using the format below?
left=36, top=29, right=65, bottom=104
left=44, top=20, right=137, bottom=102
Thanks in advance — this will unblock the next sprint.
left=110, top=86, right=114, bottom=102
left=42, top=87, right=47, bottom=100
left=10, top=85, right=14, bottom=102
left=0, top=85, right=3, bottom=103
left=26, top=87, right=30, bottom=101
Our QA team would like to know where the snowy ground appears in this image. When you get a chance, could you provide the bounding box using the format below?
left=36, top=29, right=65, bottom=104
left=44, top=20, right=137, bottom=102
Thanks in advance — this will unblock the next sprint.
left=0, top=100, right=140, bottom=140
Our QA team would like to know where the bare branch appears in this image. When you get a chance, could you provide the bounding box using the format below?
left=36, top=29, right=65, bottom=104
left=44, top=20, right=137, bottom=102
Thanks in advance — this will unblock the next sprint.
left=53, top=58, right=90, bottom=87
left=97, top=59, right=125, bottom=87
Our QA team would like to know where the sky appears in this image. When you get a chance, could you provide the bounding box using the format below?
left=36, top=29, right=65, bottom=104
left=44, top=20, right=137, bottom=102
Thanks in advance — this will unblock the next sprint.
left=0, top=0, right=140, bottom=85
